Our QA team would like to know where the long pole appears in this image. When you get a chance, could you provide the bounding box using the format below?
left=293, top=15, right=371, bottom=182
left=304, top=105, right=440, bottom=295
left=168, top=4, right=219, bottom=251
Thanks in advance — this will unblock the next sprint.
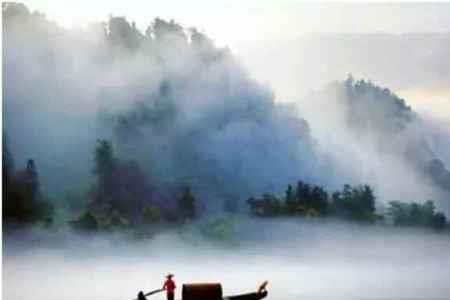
left=144, top=289, right=165, bottom=297
left=133, top=288, right=165, bottom=300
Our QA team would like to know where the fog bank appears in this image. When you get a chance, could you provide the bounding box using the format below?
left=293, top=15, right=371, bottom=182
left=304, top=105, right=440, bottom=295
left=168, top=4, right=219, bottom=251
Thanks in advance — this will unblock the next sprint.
left=4, top=220, right=450, bottom=300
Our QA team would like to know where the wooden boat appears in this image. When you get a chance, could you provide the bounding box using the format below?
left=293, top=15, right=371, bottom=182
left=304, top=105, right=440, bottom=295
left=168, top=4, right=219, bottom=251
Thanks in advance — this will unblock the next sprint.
left=139, top=281, right=268, bottom=300
left=183, top=281, right=268, bottom=300
left=225, top=290, right=268, bottom=300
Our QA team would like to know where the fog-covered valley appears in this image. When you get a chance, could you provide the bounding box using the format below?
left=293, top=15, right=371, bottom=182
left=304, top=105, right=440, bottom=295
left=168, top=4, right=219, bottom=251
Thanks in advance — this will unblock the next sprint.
left=3, top=2, right=450, bottom=300
left=4, top=220, right=450, bottom=300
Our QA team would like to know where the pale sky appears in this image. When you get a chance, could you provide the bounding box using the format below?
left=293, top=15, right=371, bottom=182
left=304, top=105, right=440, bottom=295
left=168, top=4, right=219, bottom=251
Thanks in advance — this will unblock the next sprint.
left=17, top=1, right=450, bottom=48
left=11, top=1, right=450, bottom=120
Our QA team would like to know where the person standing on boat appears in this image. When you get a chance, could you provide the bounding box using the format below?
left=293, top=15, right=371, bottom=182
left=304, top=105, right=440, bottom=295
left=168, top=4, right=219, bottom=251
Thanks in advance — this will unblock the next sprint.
left=163, top=274, right=176, bottom=300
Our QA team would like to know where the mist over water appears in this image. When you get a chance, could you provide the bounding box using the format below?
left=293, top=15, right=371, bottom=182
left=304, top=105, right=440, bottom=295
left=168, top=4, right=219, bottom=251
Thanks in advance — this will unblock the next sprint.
left=3, top=4, right=450, bottom=300
left=4, top=220, right=450, bottom=300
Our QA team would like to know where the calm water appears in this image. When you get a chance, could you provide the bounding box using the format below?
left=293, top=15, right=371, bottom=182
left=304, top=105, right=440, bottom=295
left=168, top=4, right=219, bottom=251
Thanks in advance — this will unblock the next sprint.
left=4, top=221, right=450, bottom=300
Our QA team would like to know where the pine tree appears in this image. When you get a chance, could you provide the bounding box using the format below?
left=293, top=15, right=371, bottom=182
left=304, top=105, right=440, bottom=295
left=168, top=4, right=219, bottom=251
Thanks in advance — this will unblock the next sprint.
left=284, top=184, right=296, bottom=214
left=178, top=186, right=196, bottom=221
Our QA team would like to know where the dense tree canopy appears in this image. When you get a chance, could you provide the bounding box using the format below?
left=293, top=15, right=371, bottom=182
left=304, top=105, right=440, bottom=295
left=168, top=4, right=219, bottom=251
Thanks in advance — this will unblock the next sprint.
left=331, top=184, right=376, bottom=221
left=247, top=178, right=448, bottom=230
left=388, top=200, right=447, bottom=229
left=3, top=155, right=53, bottom=225
left=90, top=139, right=154, bottom=222
left=178, top=186, right=197, bottom=222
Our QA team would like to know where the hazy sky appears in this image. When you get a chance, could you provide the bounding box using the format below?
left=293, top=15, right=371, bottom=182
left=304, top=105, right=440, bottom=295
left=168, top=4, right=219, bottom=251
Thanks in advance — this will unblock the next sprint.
left=17, top=1, right=450, bottom=48
left=11, top=1, right=450, bottom=119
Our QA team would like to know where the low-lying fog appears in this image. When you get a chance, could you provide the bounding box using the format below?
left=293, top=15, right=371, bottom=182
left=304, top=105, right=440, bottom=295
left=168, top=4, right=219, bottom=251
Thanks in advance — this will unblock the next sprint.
left=4, top=220, right=450, bottom=300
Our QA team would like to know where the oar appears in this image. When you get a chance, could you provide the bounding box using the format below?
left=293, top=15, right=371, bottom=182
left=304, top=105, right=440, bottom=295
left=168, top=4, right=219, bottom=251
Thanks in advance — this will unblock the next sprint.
left=144, top=289, right=165, bottom=297
left=133, top=288, right=165, bottom=300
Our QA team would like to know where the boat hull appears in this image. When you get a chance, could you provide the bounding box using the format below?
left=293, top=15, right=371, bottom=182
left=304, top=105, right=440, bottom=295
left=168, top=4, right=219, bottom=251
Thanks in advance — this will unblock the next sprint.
left=225, top=291, right=268, bottom=300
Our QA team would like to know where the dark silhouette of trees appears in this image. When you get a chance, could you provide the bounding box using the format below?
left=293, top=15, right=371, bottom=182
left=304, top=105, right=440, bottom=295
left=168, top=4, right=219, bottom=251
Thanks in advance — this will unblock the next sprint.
left=90, top=139, right=154, bottom=223
left=178, top=186, right=197, bottom=221
left=152, top=18, right=187, bottom=44
left=3, top=135, right=14, bottom=202
left=432, top=212, right=447, bottom=230
left=248, top=179, right=448, bottom=230
left=426, top=159, right=450, bottom=191
left=142, top=206, right=162, bottom=224
left=2, top=2, right=29, bottom=23
left=69, top=211, right=99, bottom=232
left=248, top=181, right=378, bottom=222
left=24, top=159, right=40, bottom=200
left=331, top=184, right=376, bottom=221
left=291, top=180, right=329, bottom=216
left=342, top=74, right=412, bottom=134
left=92, top=139, right=117, bottom=213
left=247, top=193, right=282, bottom=217
left=76, top=139, right=202, bottom=229
left=284, top=184, right=296, bottom=215
left=190, top=28, right=213, bottom=50
left=248, top=181, right=330, bottom=218
left=107, top=17, right=144, bottom=51
left=308, top=185, right=329, bottom=215
left=3, top=156, right=53, bottom=225
left=295, top=180, right=310, bottom=211
left=388, top=200, right=447, bottom=230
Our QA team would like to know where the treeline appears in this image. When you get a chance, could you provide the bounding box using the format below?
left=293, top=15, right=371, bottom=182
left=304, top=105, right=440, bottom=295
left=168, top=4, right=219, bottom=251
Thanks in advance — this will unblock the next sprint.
left=247, top=181, right=448, bottom=230
left=3, top=137, right=448, bottom=232
left=247, top=182, right=376, bottom=220
left=3, top=138, right=199, bottom=232
left=69, top=139, right=198, bottom=232
left=3, top=139, right=53, bottom=225
left=388, top=200, right=447, bottom=229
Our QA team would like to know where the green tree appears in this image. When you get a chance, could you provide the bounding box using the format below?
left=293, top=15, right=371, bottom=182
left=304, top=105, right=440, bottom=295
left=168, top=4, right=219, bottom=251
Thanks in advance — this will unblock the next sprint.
left=263, top=193, right=282, bottom=216
left=331, top=184, right=375, bottom=221
left=294, top=181, right=329, bottom=216
left=3, top=135, right=14, bottom=212
left=152, top=18, right=187, bottom=44
left=388, top=200, right=447, bottom=230
left=296, top=180, right=311, bottom=210
left=247, top=193, right=281, bottom=217
left=388, top=201, right=410, bottom=226
left=69, top=212, right=98, bottom=232
left=93, top=139, right=116, bottom=186
left=361, top=185, right=375, bottom=215
left=310, top=186, right=329, bottom=215
left=284, top=184, right=296, bottom=215
left=178, top=186, right=196, bottom=221
left=432, top=212, right=447, bottom=230
left=24, top=159, right=40, bottom=201
left=2, top=2, right=30, bottom=22
left=142, top=206, right=161, bottom=224
left=92, top=139, right=117, bottom=208
left=90, top=139, right=157, bottom=224
left=4, top=158, right=53, bottom=224
left=107, top=17, right=143, bottom=50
